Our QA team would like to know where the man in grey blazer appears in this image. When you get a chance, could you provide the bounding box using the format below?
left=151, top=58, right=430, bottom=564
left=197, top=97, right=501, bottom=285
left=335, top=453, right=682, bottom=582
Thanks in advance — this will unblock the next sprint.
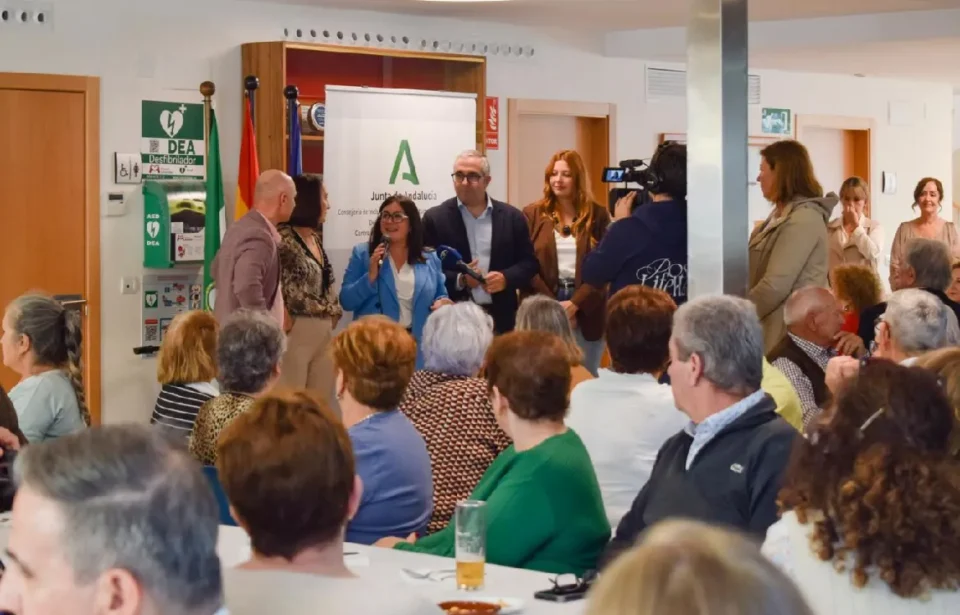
left=212, top=170, right=296, bottom=327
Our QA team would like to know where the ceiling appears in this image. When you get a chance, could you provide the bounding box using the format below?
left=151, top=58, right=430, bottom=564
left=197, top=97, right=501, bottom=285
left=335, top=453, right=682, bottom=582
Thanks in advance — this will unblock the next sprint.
left=276, top=0, right=960, bottom=31
left=751, top=37, right=960, bottom=86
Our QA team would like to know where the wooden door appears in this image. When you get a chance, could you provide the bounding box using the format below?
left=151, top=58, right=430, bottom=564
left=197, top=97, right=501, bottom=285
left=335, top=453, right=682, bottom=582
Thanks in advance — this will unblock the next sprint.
left=0, top=73, right=101, bottom=423
left=507, top=99, right=617, bottom=209
left=516, top=114, right=578, bottom=208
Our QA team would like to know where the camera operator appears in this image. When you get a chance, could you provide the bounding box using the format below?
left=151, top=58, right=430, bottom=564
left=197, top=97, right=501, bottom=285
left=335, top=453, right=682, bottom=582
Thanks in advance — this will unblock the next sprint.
left=581, top=142, right=688, bottom=304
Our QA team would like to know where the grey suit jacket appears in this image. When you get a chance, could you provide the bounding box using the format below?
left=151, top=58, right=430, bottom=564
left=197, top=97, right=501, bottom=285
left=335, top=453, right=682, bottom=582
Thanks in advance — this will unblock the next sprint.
left=212, top=211, right=281, bottom=323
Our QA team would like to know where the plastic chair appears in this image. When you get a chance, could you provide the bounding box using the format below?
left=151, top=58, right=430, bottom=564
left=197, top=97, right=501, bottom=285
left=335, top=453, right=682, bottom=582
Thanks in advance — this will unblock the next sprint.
left=202, top=465, right=238, bottom=526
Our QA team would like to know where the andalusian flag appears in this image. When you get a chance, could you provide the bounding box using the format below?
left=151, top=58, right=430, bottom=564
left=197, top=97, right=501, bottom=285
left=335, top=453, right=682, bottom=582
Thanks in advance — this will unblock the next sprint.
left=234, top=97, right=260, bottom=220
left=203, top=108, right=225, bottom=311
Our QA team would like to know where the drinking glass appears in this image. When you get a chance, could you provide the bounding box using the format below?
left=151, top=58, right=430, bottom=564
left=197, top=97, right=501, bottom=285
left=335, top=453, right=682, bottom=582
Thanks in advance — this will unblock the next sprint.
left=454, top=500, right=486, bottom=591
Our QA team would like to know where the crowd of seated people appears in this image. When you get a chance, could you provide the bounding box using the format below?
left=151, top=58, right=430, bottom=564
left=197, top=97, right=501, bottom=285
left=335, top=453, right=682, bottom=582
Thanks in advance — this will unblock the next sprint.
left=6, top=155, right=960, bottom=615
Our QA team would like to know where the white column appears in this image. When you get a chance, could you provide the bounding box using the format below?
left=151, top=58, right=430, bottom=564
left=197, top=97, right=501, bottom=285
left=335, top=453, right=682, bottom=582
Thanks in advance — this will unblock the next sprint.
left=687, top=0, right=751, bottom=297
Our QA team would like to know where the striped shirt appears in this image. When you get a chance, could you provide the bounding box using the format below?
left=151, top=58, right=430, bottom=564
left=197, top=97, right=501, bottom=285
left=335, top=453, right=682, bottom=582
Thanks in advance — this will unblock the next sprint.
left=150, top=383, right=218, bottom=442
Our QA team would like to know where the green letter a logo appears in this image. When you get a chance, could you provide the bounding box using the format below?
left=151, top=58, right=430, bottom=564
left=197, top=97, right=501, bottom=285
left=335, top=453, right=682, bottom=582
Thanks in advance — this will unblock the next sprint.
left=389, top=140, right=420, bottom=185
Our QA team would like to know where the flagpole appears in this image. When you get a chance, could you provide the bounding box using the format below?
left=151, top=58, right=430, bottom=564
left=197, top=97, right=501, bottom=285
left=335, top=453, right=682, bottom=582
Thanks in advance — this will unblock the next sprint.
left=284, top=84, right=298, bottom=175
left=244, top=75, right=259, bottom=130
left=200, top=81, right=215, bottom=175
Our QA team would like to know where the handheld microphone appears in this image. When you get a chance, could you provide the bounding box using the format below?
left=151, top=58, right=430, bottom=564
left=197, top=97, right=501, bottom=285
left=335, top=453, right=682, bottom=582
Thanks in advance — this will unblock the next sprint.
left=378, top=235, right=390, bottom=267
left=437, top=245, right=485, bottom=284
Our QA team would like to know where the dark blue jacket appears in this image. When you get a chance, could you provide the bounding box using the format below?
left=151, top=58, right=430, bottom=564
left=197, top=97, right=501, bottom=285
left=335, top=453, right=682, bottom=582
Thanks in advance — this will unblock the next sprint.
left=581, top=199, right=687, bottom=303
left=600, top=394, right=797, bottom=568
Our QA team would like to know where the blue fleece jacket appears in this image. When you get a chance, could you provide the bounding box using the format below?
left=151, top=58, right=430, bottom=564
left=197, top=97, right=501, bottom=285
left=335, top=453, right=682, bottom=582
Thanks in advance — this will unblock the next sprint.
left=581, top=199, right=688, bottom=303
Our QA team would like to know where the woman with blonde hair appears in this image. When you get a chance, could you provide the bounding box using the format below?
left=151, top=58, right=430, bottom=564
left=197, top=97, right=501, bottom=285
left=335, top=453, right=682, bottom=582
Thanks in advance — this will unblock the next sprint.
left=516, top=295, right=594, bottom=391
left=827, top=176, right=883, bottom=273
left=1, top=294, right=88, bottom=443
left=750, top=140, right=838, bottom=351
left=522, top=150, right=611, bottom=375
left=150, top=310, right=219, bottom=441
left=890, top=177, right=960, bottom=289
left=830, top=263, right=883, bottom=334
left=587, top=519, right=812, bottom=615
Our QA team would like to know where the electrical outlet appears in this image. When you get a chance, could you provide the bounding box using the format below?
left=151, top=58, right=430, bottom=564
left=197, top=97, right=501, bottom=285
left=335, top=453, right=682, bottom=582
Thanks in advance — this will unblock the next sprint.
left=121, top=277, right=139, bottom=295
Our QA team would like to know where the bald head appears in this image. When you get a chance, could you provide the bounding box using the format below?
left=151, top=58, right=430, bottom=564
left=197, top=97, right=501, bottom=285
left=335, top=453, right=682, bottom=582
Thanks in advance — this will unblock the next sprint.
left=783, top=287, right=835, bottom=327
left=252, top=170, right=296, bottom=225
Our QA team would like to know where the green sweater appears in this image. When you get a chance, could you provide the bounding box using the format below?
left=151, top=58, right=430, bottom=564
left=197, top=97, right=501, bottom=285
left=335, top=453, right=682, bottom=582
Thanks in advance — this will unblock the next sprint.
left=395, top=429, right=610, bottom=575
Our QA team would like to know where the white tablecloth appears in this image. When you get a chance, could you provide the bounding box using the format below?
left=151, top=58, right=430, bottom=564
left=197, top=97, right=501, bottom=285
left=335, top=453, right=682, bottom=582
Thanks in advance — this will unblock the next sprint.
left=0, top=517, right=583, bottom=615
left=218, top=525, right=586, bottom=614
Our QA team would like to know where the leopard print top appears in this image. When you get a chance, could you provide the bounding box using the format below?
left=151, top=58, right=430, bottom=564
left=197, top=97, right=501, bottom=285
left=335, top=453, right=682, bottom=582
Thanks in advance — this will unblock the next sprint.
left=188, top=393, right=255, bottom=466
left=278, top=225, right=342, bottom=319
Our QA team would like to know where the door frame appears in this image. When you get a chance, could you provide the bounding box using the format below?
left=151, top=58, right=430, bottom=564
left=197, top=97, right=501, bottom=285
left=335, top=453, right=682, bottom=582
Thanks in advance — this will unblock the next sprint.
left=795, top=114, right=875, bottom=215
left=506, top=99, right=617, bottom=206
left=0, top=72, right=101, bottom=423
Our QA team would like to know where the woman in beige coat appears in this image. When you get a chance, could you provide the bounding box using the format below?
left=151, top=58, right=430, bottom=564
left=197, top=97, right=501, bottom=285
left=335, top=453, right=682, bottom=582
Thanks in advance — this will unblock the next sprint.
left=749, top=140, right=837, bottom=352
left=827, top=177, right=883, bottom=275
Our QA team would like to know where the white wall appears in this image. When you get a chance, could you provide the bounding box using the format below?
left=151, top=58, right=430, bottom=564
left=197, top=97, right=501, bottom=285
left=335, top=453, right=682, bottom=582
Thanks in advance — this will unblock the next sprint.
left=954, top=94, right=960, bottom=212
left=0, top=0, right=953, bottom=423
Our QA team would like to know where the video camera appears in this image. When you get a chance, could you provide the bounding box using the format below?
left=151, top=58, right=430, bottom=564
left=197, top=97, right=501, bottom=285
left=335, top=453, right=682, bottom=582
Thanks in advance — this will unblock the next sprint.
left=601, top=158, right=655, bottom=215
left=600, top=141, right=681, bottom=216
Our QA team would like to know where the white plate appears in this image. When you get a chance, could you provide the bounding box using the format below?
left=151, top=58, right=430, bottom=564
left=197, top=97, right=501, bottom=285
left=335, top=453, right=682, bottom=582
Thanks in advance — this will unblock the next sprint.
left=472, top=597, right=524, bottom=614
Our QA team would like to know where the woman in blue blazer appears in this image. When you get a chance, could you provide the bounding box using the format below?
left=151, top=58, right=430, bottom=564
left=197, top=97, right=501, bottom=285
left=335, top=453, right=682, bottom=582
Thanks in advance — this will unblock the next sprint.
left=340, top=196, right=452, bottom=367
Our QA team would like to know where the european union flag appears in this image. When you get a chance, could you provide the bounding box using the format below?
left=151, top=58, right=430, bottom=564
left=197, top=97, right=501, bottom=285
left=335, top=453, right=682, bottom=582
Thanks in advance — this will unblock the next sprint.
left=288, top=99, right=303, bottom=177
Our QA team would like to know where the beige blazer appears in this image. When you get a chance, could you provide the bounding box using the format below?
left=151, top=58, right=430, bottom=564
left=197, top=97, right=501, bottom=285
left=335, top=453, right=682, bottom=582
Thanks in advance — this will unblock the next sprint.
left=749, top=195, right=837, bottom=352
left=827, top=217, right=884, bottom=273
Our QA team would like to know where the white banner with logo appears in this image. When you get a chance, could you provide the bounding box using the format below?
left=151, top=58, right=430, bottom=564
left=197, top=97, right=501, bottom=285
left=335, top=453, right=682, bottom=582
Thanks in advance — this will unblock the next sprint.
left=323, top=86, right=478, bottom=304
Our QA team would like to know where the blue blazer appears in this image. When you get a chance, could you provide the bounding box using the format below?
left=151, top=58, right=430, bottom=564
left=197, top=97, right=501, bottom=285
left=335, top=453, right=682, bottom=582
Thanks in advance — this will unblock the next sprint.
left=340, top=243, right=448, bottom=367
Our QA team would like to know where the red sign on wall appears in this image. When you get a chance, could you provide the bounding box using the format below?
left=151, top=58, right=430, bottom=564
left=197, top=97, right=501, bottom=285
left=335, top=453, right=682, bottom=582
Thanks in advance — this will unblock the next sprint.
left=485, top=97, right=500, bottom=150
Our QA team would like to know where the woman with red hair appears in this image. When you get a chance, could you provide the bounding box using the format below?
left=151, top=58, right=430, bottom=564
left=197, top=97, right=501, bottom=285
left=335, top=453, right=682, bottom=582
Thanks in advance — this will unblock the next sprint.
left=522, top=150, right=611, bottom=375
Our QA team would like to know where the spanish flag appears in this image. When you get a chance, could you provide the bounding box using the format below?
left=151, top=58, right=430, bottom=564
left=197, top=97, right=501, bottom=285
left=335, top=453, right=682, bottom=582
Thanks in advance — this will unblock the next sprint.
left=234, top=97, right=260, bottom=220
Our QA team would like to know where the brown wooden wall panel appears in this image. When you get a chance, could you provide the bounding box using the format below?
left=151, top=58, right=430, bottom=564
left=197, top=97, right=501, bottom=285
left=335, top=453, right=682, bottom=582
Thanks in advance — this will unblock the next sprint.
left=242, top=42, right=286, bottom=172
left=244, top=42, right=486, bottom=175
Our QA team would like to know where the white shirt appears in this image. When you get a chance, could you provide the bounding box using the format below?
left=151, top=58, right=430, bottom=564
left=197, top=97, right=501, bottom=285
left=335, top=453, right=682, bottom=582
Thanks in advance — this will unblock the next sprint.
left=555, top=231, right=577, bottom=279
left=223, top=567, right=442, bottom=615
left=763, top=511, right=960, bottom=614
left=566, top=369, right=688, bottom=528
left=391, top=256, right=415, bottom=328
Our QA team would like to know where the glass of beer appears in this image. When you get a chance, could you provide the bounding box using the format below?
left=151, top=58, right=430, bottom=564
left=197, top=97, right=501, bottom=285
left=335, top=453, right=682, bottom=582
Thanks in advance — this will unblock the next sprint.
left=454, top=500, right=486, bottom=591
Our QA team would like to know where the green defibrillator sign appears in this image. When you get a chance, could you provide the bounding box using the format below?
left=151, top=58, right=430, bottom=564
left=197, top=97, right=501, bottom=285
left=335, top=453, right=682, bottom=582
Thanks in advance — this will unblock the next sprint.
left=141, top=100, right=205, bottom=180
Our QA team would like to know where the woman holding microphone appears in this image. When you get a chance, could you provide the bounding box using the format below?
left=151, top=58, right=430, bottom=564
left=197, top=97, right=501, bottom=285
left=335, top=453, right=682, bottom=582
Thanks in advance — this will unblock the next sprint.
left=340, top=196, right=451, bottom=367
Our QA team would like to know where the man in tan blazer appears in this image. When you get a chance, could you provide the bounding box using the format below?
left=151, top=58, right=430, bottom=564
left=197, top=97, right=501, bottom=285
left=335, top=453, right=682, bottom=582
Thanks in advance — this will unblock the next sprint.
left=213, top=170, right=296, bottom=327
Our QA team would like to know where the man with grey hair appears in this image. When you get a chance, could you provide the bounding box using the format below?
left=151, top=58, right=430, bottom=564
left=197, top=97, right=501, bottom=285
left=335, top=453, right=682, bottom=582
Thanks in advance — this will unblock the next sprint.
left=873, top=288, right=955, bottom=364
left=602, top=295, right=797, bottom=568
left=399, top=302, right=510, bottom=533
left=423, top=150, right=538, bottom=333
left=826, top=288, right=960, bottom=395
left=769, top=286, right=865, bottom=428
left=0, top=425, right=224, bottom=615
left=859, top=237, right=960, bottom=347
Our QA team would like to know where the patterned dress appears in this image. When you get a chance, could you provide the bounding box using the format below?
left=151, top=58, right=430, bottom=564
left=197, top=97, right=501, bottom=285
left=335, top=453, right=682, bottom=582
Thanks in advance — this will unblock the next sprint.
left=399, top=371, right=512, bottom=534
left=188, top=393, right=256, bottom=466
